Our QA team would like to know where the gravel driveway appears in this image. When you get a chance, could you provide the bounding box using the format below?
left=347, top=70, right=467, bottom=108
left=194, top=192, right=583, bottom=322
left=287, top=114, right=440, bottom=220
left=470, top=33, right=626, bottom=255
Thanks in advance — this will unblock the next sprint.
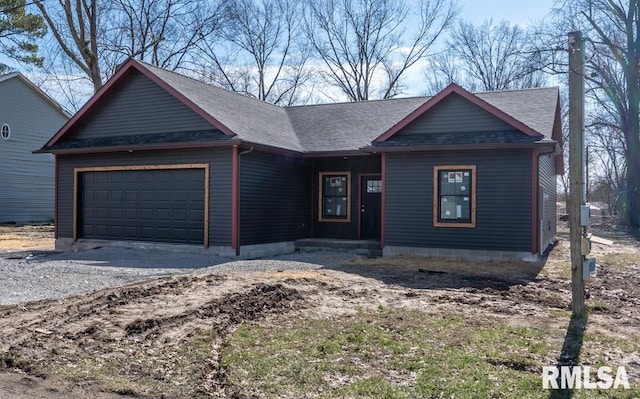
left=0, top=248, right=355, bottom=305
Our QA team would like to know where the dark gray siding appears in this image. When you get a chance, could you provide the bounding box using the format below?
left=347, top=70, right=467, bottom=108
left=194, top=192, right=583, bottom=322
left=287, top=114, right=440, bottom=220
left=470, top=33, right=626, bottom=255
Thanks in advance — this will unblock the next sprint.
left=312, top=156, right=381, bottom=239
left=538, top=153, right=557, bottom=252
left=396, top=93, right=515, bottom=135
left=56, top=148, right=232, bottom=247
left=381, top=93, right=535, bottom=146
left=385, top=150, right=532, bottom=252
left=64, top=69, right=221, bottom=140
left=240, top=152, right=311, bottom=245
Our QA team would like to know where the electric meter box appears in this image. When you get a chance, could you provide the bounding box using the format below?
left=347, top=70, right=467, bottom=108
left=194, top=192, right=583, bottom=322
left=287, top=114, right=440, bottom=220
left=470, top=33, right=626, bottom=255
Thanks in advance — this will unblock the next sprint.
left=583, top=257, right=596, bottom=281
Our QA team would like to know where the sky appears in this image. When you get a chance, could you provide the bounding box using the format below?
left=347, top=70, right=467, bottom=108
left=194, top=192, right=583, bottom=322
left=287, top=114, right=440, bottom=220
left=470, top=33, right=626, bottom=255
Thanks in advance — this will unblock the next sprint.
left=399, top=0, right=558, bottom=97
left=457, top=0, right=556, bottom=26
left=19, top=0, right=560, bottom=110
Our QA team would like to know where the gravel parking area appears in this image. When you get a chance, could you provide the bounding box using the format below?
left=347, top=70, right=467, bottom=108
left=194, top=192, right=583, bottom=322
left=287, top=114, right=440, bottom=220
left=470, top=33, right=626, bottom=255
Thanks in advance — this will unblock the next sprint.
left=0, top=248, right=356, bottom=305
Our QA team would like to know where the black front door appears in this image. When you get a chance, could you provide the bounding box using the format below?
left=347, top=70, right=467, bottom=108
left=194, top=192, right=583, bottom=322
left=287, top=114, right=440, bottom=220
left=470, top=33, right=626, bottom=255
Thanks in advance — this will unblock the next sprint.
left=360, top=175, right=382, bottom=239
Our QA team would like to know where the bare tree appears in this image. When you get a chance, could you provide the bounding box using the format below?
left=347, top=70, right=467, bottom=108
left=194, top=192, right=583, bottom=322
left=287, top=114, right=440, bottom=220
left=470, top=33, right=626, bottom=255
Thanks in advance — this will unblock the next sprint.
left=306, top=0, right=458, bottom=101
left=426, top=19, right=547, bottom=93
left=34, top=0, right=223, bottom=97
left=196, top=0, right=311, bottom=105
left=102, top=0, right=222, bottom=75
left=34, top=0, right=103, bottom=92
left=541, top=0, right=640, bottom=227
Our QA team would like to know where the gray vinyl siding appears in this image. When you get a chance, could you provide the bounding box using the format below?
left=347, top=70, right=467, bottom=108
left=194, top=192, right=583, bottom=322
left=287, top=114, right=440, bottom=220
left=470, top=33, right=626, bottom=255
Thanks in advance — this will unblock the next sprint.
left=312, top=156, right=381, bottom=239
left=240, top=152, right=311, bottom=245
left=385, top=150, right=532, bottom=252
left=56, top=148, right=232, bottom=246
left=64, top=69, right=219, bottom=140
left=538, top=153, right=557, bottom=252
left=396, top=93, right=514, bottom=135
left=0, top=77, right=68, bottom=223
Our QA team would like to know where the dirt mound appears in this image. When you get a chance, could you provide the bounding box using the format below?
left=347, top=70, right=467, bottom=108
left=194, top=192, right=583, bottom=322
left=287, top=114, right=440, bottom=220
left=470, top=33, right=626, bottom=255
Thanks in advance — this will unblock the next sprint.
left=0, top=275, right=307, bottom=398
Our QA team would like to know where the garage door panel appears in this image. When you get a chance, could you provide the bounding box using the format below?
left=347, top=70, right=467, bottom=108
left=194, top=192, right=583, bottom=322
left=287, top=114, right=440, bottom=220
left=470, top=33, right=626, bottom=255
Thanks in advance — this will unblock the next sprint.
left=78, top=168, right=205, bottom=245
left=124, top=226, right=138, bottom=238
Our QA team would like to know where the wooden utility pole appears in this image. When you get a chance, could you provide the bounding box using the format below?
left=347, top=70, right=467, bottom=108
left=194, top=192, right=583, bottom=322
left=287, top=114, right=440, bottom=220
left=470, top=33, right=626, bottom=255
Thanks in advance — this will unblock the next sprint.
left=568, top=31, right=586, bottom=316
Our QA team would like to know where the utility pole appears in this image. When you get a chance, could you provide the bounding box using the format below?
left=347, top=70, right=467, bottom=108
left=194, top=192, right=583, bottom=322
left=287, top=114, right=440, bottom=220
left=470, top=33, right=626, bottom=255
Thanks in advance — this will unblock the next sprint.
left=568, top=31, right=586, bottom=317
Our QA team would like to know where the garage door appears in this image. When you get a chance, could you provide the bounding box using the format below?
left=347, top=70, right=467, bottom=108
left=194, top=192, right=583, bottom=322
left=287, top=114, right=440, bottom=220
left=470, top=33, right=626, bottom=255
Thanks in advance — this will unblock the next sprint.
left=77, top=167, right=206, bottom=245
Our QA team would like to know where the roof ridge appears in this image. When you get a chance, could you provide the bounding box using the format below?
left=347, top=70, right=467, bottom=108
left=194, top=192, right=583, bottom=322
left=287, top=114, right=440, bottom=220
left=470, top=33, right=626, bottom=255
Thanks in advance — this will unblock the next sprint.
left=285, top=95, right=432, bottom=109
left=474, top=86, right=559, bottom=95
left=133, top=59, right=285, bottom=111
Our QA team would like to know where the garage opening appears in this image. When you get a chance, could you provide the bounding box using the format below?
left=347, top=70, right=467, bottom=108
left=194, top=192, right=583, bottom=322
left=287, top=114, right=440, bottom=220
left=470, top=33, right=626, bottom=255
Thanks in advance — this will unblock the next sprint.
left=74, top=165, right=209, bottom=246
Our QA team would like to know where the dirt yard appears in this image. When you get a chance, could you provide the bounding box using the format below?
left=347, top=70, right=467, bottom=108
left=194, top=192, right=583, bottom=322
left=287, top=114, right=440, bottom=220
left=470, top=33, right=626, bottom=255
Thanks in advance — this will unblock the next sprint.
left=0, top=223, right=639, bottom=398
left=0, top=224, right=54, bottom=251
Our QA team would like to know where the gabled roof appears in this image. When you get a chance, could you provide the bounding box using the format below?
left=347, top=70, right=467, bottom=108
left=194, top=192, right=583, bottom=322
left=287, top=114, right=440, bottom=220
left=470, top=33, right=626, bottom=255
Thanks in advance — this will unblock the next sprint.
left=42, top=59, right=561, bottom=154
left=374, top=83, right=551, bottom=143
left=0, top=72, right=70, bottom=119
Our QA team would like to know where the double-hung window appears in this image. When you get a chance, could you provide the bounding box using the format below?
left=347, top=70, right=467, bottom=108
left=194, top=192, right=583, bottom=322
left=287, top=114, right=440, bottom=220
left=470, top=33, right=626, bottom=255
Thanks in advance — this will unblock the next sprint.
left=319, top=172, right=350, bottom=222
left=433, top=165, right=476, bottom=228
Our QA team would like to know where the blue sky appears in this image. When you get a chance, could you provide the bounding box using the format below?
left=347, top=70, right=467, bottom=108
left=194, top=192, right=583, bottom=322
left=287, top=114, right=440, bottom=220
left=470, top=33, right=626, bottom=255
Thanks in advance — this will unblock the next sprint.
left=22, top=0, right=560, bottom=109
left=458, top=0, right=556, bottom=26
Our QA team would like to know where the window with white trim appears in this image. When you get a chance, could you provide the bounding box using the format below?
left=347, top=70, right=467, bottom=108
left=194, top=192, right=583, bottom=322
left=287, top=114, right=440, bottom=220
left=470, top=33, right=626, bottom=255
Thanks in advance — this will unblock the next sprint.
left=1, top=124, right=9, bottom=140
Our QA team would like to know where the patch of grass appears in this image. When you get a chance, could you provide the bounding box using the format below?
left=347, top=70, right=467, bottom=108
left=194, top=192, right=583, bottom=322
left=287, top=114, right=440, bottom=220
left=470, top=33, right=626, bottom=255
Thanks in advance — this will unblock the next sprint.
left=51, top=330, right=218, bottom=398
left=597, top=253, right=639, bottom=268
left=222, top=308, right=560, bottom=398
left=550, top=309, right=572, bottom=318
left=587, top=298, right=610, bottom=312
left=54, top=356, right=141, bottom=395
left=540, top=260, right=572, bottom=280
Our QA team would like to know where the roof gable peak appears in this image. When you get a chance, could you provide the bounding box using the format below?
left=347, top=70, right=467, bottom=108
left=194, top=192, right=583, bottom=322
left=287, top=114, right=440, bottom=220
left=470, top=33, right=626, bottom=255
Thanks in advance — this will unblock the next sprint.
left=374, top=83, right=544, bottom=143
left=43, top=59, right=236, bottom=149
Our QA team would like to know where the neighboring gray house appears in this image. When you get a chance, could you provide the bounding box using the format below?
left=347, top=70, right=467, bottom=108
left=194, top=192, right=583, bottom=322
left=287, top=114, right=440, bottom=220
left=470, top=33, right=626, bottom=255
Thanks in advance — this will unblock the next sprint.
left=0, top=73, right=69, bottom=223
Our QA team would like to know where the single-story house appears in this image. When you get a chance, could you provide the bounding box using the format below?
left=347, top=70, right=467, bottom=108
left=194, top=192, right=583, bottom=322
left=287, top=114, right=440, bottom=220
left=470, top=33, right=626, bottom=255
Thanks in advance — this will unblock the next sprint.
left=0, top=73, right=69, bottom=223
left=37, top=59, right=563, bottom=261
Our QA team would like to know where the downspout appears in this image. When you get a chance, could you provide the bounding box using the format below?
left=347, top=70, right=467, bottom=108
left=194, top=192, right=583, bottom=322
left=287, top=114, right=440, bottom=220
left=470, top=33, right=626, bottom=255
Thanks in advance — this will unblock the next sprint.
left=536, top=143, right=560, bottom=255
left=236, top=145, right=254, bottom=256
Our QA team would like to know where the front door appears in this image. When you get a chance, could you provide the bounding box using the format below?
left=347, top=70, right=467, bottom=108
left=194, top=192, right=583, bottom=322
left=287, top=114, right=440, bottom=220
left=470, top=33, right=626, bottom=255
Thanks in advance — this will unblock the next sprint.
left=360, top=175, right=382, bottom=239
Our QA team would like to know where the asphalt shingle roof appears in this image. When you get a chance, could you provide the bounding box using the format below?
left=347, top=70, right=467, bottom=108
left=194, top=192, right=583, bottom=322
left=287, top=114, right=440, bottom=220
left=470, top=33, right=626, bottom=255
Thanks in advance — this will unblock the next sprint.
left=139, top=63, right=303, bottom=152
left=116, top=61, right=560, bottom=153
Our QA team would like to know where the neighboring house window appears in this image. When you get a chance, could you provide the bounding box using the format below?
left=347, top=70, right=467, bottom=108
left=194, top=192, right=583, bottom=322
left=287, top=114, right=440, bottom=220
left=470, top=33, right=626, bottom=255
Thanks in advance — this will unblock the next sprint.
left=433, top=165, right=476, bottom=228
left=319, top=172, right=351, bottom=222
left=1, top=124, right=9, bottom=140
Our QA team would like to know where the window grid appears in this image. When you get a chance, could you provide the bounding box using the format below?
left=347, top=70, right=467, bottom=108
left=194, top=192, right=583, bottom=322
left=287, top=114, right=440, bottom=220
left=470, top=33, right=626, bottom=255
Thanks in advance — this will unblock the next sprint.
left=433, top=165, right=476, bottom=228
left=1, top=124, right=9, bottom=140
left=319, top=172, right=351, bottom=222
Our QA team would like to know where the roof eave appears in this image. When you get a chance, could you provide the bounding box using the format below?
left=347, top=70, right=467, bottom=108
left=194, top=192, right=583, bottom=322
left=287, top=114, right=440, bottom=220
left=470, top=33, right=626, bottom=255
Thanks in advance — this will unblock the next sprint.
left=34, top=138, right=242, bottom=155
left=304, top=150, right=372, bottom=158
left=361, top=140, right=557, bottom=153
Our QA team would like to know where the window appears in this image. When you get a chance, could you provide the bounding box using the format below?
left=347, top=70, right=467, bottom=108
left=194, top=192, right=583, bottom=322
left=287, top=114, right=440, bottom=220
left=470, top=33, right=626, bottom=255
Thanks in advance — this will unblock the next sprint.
left=1, top=124, right=9, bottom=140
left=366, top=179, right=382, bottom=193
left=433, top=165, right=476, bottom=228
left=319, top=172, right=351, bottom=222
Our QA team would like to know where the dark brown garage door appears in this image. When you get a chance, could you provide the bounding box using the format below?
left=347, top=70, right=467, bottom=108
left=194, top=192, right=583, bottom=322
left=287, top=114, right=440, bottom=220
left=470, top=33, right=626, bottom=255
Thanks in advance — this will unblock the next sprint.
left=78, top=168, right=206, bottom=245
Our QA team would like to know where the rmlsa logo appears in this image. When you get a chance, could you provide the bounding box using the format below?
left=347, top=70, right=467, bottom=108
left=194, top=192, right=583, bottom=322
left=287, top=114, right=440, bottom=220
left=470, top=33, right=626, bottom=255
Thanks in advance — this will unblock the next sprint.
left=542, top=366, right=630, bottom=389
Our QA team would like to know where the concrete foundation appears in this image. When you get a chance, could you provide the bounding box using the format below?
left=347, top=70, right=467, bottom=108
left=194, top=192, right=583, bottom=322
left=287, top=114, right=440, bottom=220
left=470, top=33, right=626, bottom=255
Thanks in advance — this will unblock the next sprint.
left=383, top=245, right=542, bottom=263
left=55, top=238, right=237, bottom=257
left=238, top=241, right=296, bottom=259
